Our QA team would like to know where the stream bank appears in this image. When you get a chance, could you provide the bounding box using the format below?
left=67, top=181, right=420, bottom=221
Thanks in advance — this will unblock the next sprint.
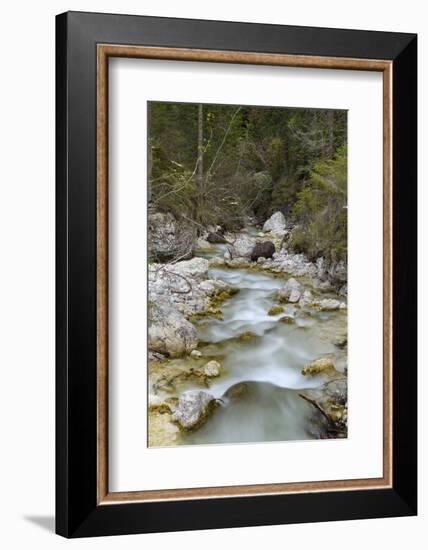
left=148, top=220, right=348, bottom=447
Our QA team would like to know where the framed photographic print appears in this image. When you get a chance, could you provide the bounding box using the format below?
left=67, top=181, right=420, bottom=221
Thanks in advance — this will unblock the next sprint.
left=56, top=11, right=417, bottom=538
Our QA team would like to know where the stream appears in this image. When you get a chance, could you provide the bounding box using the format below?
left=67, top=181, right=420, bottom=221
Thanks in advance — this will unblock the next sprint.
left=177, top=241, right=347, bottom=445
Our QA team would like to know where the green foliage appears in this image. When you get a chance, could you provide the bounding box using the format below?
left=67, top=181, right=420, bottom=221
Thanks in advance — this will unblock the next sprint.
left=290, top=146, right=347, bottom=262
left=271, top=174, right=299, bottom=214
left=148, top=101, right=347, bottom=260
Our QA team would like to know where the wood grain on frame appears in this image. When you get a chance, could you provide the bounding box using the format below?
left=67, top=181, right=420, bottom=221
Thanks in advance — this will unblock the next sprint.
left=96, top=44, right=393, bottom=504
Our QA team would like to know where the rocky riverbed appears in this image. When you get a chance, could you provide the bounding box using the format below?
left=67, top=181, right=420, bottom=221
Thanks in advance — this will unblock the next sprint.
left=148, top=212, right=348, bottom=447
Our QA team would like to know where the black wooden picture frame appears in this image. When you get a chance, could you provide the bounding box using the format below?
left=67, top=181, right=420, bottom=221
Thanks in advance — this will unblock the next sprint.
left=56, top=11, right=417, bottom=538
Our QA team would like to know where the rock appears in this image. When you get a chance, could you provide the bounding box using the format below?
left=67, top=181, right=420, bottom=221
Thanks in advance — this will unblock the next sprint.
left=229, top=233, right=256, bottom=259
left=263, top=211, right=286, bottom=234
left=148, top=394, right=163, bottom=409
left=279, top=314, right=295, bottom=324
left=207, top=232, right=227, bottom=244
left=149, top=359, right=209, bottom=393
left=209, top=256, right=226, bottom=267
left=278, top=277, right=302, bottom=303
left=299, top=290, right=313, bottom=306
left=339, top=284, right=348, bottom=297
left=274, top=253, right=317, bottom=277
left=334, top=337, right=347, bottom=349
left=148, top=257, right=225, bottom=317
left=302, top=356, right=337, bottom=376
left=312, top=279, right=333, bottom=291
left=171, top=390, right=217, bottom=430
left=148, top=300, right=198, bottom=357
left=251, top=241, right=275, bottom=262
left=148, top=211, right=196, bottom=262
left=238, top=331, right=257, bottom=341
left=227, top=257, right=251, bottom=268
left=224, top=382, right=250, bottom=400
left=166, top=257, right=208, bottom=281
left=203, top=360, right=221, bottom=377
left=316, top=298, right=344, bottom=311
left=148, top=411, right=181, bottom=446
left=257, top=257, right=266, bottom=264
left=268, top=305, right=285, bottom=316
left=280, top=231, right=291, bottom=249
left=327, top=260, right=347, bottom=284
left=195, top=236, right=211, bottom=250
left=190, top=349, right=202, bottom=359
left=299, top=378, right=348, bottom=437
left=148, top=350, right=167, bottom=362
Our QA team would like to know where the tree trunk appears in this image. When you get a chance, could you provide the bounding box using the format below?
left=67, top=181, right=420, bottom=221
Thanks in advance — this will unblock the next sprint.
left=197, top=103, right=204, bottom=182
left=192, top=104, right=204, bottom=224
left=327, top=110, right=335, bottom=158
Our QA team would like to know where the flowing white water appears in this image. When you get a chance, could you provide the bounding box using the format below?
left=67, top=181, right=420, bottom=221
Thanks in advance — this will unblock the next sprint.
left=180, top=242, right=346, bottom=445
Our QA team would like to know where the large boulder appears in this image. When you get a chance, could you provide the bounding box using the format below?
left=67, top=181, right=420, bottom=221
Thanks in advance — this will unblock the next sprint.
left=148, top=257, right=223, bottom=317
left=251, top=241, right=275, bottom=262
left=148, top=300, right=198, bottom=357
left=171, top=390, right=218, bottom=430
left=148, top=211, right=196, bottom=262
left=299, top=378, right=348, bottom=436
left=278, top=277, right=303, bottom=303
left=263, top=211, right=286, bottom=234
left=165, top=257, right=209, bottom=281
left=229, top=233, right=256, bottom=259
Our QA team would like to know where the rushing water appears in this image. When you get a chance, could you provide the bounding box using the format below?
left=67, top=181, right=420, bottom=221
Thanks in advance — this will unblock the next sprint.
left=178, top=242, right=347, bottom=445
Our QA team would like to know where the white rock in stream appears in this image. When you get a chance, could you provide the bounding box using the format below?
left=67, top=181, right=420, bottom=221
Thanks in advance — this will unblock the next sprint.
left=228, top=233, right=256, bottom=259
left=203, top=360, right=221, bottom=377
left=263, top=211, right=286, bottom=234
left=316, top=298, right=346, bottom=311
left=190, top=349, right=202, bottom=359
left=149, top=257, right=230, bottom=317
left=275, top=253, right=317, bottom=277
left=148, top=300, right=198, bottom=357
left=171, top=390, right=217, bottom=430
left=278, top=277, right=302, bottom=303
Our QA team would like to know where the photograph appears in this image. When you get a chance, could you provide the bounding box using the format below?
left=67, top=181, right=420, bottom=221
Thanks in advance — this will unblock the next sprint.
left=147, top=101, right=348, bottom=447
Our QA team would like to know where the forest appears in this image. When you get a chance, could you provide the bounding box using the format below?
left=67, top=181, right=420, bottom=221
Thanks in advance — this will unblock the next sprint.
left=148, top=101, right=347, bottom=262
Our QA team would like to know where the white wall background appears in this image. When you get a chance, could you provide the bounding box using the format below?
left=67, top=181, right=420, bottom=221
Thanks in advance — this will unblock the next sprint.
left=0, top=1, right=424, bottom=548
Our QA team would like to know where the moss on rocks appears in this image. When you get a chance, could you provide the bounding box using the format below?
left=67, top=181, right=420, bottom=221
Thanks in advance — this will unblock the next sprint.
left=302, top=356, right=337, bottom=376
left=268, top=305, right=285, bottom=316
left=238, top=331, right=257, bottom=341
left=279, top=315, right=295, bottom=324
left=188, top=286, right=239, bottom=322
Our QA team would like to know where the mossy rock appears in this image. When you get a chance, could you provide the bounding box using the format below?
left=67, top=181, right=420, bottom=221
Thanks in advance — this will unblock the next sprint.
left=188, top=287, right=238, bottom=322
left=302, top=356, right=336, bottom=376
left=268, top=305, right=285, bottom=316
left=238, top=331, right=257, bottom=341
left=279, top=315, right=295, bottom=324
left=188, top=308, right=223, bottom=321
